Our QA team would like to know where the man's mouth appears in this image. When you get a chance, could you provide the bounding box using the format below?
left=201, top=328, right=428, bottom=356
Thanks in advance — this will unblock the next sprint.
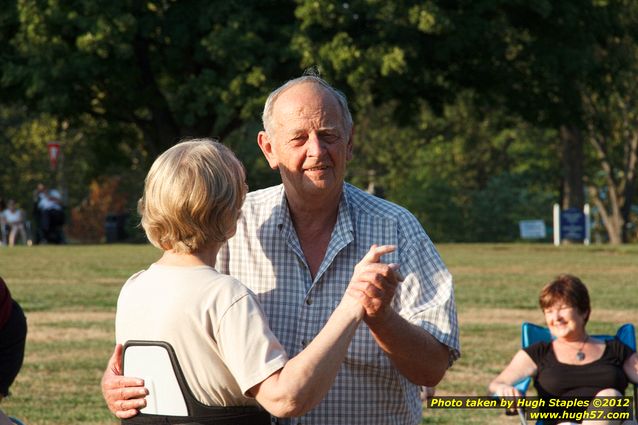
left=305, top=165, right=329, bottom=172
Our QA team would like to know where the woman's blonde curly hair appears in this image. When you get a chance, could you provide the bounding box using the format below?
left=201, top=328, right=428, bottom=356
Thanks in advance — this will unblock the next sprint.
left=138, top=138, right=247, bottom=254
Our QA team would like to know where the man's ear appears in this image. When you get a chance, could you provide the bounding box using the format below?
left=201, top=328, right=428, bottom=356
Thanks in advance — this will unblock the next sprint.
left=346, top=125, right=354, bottom=161
left=257, top=131, right=279, bottom=170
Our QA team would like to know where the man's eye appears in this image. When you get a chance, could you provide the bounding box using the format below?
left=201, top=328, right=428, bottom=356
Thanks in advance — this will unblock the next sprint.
left=322, top=134, right=339, bottom=143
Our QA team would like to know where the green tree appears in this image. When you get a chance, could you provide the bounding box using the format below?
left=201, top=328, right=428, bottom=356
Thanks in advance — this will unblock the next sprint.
left=294, top=0, right=635, bottom=209
left=0, top=107, right=139, bottom=220
left=348, top=94, right=559, bottom=242
left=582, top=38, right=638, bottom=244
left=4, top=0, right=298, bottom=158
left=1, top=0, right=302, bottom=238
left=4, top=0, right=638, bottom=244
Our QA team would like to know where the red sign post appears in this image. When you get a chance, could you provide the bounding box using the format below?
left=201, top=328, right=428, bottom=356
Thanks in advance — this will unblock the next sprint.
left=47, top=142, right=61, bottom=170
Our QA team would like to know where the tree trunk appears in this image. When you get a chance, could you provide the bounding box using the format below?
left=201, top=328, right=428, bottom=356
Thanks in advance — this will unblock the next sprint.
left=133, top=35, right=181, bottom=155
left=559, top=125, right=585, bottom=210
left=588, top=186, right=622, bottom=245
left=587, top=131, right=629, bottom=245
left=620, top=133, right=638, bottom=242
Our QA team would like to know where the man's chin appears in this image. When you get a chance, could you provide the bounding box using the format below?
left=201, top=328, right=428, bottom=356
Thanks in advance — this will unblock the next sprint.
left=306, top=178, right=339, bottom=191
left=281, top=174, right=343, bottom=198
left=294, top=179, right=341, bottom=197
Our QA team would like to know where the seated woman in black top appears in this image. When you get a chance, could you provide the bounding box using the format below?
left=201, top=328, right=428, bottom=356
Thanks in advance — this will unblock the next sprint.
left=489, top=274, right=638, bottom=425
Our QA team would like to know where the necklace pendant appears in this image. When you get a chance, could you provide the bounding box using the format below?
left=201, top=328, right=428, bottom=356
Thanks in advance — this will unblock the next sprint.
left=576, top=351, right=586, bottom=361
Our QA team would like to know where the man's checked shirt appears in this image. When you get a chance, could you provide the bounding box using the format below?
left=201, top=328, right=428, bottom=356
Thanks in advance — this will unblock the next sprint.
left=217, top=183, right=460, bottom=425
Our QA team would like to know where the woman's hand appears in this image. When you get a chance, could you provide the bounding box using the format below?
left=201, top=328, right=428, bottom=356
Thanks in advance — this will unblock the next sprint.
left=488, top=350, right=537, bottom=399
left=494, top=383, right=522, bottom=398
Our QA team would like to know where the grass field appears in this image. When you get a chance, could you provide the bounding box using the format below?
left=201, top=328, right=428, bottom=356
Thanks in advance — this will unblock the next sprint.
left=1, top=243, right=637, bottom=424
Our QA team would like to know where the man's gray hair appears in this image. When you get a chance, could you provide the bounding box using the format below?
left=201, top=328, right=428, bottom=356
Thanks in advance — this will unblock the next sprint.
left=261, top=74, right=353, bottom=136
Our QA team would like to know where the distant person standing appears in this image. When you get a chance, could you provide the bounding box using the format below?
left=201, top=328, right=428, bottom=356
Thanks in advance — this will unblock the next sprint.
left=32, top=184, right=46, bottom=244
left=2, top=201, right=28, bottom=247
left=0, top=197, right=6, bottom=246
left=33, top=184, right=65, bottom=244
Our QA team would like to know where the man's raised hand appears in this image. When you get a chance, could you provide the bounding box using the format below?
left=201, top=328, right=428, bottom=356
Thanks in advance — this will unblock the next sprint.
left=347, top=244, right=401, bottom=324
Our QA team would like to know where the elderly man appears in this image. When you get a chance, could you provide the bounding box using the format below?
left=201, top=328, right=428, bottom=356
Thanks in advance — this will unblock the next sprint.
left=102, top=75, right=460, bottom=425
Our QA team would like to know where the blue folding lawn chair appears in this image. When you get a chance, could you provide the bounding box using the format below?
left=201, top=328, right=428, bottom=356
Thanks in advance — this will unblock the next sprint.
left=511, top=322, right=637, bottom=425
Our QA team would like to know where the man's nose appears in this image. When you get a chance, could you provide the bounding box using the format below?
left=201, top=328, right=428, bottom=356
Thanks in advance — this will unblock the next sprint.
left=306, top=133, right=326, bottom=156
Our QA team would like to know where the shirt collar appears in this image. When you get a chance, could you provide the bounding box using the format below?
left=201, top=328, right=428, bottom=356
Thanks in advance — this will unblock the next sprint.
left=275, top=184, right=354, bottom=236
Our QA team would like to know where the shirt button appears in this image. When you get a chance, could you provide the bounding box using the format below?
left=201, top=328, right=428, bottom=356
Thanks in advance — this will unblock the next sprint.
left=301, top=339, right=308, bottom=347
left=305, top=297, right=312, bottom=305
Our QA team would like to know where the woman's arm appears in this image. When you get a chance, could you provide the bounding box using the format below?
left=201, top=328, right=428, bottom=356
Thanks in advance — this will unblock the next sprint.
left=101, top=245, right=398, bottom=419
left=247, top=245, right=397, bottom=418
left=624, top=352, right=638, bottom=383
left=0, top=409, right=15, bottom=425
left=488, top=349, right=537, bottom=397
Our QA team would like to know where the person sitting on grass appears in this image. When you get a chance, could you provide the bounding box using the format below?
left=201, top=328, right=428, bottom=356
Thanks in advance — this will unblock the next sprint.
left=114, top=139, right=399, bottom=424
left=489, top=274, right=638, bottom=425
left=2, top=201, right=28, bottom=247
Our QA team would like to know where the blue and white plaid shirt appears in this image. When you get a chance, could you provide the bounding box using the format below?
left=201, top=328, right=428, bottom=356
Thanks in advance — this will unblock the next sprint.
left=217, top=183, right=460, bottom=425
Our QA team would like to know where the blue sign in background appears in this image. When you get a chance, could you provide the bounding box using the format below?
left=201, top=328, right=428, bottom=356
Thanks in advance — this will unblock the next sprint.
left=560, top=208, right=585, bottom=241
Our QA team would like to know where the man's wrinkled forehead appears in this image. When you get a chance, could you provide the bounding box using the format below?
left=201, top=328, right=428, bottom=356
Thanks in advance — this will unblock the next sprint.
left=271, top=84, right=344, bottom=131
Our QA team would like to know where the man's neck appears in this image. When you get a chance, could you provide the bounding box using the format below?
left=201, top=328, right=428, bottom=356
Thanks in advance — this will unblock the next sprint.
left=284, top=185, right=343, bottom=278
left=285, top=185, right=342, bottom=235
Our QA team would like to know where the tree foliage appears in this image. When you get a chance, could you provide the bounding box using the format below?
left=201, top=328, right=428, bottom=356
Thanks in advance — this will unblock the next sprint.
left=1, top=0, right=300, bottom=234
left=348, top=94, right=558, bottom=242
left=582, top=27, right=638, bottom=243
left=2, top=0, right=638, bottom=243
left=4, top=0, right=298, bottom=156
left=296, top=0, right=638, bottom=242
